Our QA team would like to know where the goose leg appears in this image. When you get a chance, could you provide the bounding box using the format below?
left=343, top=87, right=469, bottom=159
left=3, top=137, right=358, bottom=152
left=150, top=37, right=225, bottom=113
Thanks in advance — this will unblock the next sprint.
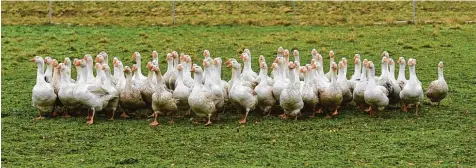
left=35, top=109, right=44, bottom=120
left=50, top=105, right=57, bottom=117
left=365, top=106, right=371, bottom=112
left=108, top=109, right=116, bottom=121
left=279, top=113, right=288, bottom=120
left=265, top=106, right=272, bottom=116
left=239, top=108, right=250, bottom=124
left=332, top=108, right=339, bottom=116
left=169, top=116, right=175, bottom=124
left=150, top=112, right=159, bottom=126
left=205, top=114, right=212, bottom=126
left=87, top=108, right=95, bottom=125
left=401, top=103, right=408, bottom=112
left=415, top=103, right=420, bottom=116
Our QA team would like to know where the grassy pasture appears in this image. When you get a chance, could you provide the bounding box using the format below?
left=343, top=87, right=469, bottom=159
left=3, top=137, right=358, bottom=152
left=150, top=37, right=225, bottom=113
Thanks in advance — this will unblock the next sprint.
left=1, top=24, right=476, bottom=167
left=2, top=1, right=476, bottom=26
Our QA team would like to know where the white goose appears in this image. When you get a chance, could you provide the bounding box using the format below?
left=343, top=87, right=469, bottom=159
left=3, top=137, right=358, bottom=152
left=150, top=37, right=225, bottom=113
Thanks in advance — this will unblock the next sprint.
left=63, top=57, right=75, bottom=83
left=57, top=63, right=77, bottom=117
left=254, top=62, right=276, bottom=116
left=364, top=61, right=389, bottom=117
left=188, top=64, right=216, bottom=126
left=272, top=57, right=289, bottom=103
left=387, top=58, right=402, bottom=106
left=226, top=59, right=257, bottom=124
left=101, top=64, right=120, bottom=120
left=399, top=58, right=424, bottom=116
left=300, top=65, right=319, bottom=117
left=279, top=62, right=304, bottom=120
left=240, top=52, right=257, bottom=85
left=353, top=59, right=369, bottom=109
left=73, top=59, right=117, bottom=125
left=173, top=64, right=192, bottom=116
left=396, top=57, right=407, bottom=89
left=163, top=53, right=175, bottom=87
left=114, top=61, right=126, bottom=92
left=31, top=56, right=57, bottom=119
left=337, top=60, right=353, bottom=106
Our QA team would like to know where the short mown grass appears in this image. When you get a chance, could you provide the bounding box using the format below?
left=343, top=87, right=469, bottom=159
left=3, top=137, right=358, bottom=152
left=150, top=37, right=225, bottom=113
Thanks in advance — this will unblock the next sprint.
left=2, top=24, right=476, bottom=167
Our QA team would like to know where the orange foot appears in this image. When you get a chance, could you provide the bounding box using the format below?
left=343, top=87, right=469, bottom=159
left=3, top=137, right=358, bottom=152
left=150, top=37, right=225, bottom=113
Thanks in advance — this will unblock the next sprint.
left=332, top=110, right=339, bottom=116
left=169, top=120, right=175, bottom=124
left=239, top=119, right=247, bottom=124
left=326, top=114, right=333, bottom=119
left=86, top=119, right=94, bottom=125
left=185, top=111, right=191, bottom=116
left=205, top=120, right=212, bottom=126
left=401, top=104, right=409, bottom=112
left=150, top=120, right=159, bottom=127
left=51, top=111, right=58, bottom=117
left=120, top=112, right=129, bottom=118
left=279, top=114, right=288, bottom=119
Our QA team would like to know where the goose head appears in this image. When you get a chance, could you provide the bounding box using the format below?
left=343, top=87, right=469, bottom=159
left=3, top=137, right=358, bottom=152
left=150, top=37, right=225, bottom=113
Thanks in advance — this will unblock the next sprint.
left=52, top=59, right=59, bottom=68
left=244, top=49, right=251, bottom=56
left=190, top=64, right=203, bottom=74
left=362, top=59, right=369, bottom=68
left=83, top=54, right=93, bottom=65
left=259, top=62, right=268, bottom=70
left=44, top=56, right=53, bottom=66
left=202, top=50, right=210, bottom=59
left=288, top=62, right=297, bottom=70
left=113, top=57, right=119, bottom=65
left=102, top=64, right=111, bottom=74
left=213, top=57, right=222, bottom=66
left=95, top=54, right=106, bottom=64
left=56, top=63, right=65, bottom=71
left=177, top=64, right=184, bottom=72
left=277, top=47, right=284, bottom=57
left=274, top=57, right=285, bottom=65
left=283, top=49, right=290, bottom=59
left=407, top=58, right=416, bottom=67
left=397, top=57, right=406, bottom=66
left=239, top=53, right=250, bottom=62
left=146, top=61, right=154, bottom=71
left=271, top=62, right=279, bottom=72
left=311, top=49, right=318, bottom=58
left=64, top=57, right=72, bottom=67
left=131, top=64, right=138, bottom=73
left=202, top=59, right=211, bottom=69
left=123, top=66, right=132, bottom=76
left=299, top=65, right=308, bottom=74
left=329, top=50, right=335, bottom=59
left=258, top=55, right=266, bottom=64
left=438, top=61, right=444, bottom=69
left=166, top=53, right=174, bottom=62
left=74, top=58, right=87, bottom=68
left=95, top=63, right=102, bottom=72
left=132, top=52, right=141, bottom=64
left=172, top=51, right=179, bottom=58
left=388, top=58, right=395, bottom=66
left=381, top=51, right=389, bottom=58
left=152, top=51, right=159, bottom=64
left=293, top=50, right=299, bottom=57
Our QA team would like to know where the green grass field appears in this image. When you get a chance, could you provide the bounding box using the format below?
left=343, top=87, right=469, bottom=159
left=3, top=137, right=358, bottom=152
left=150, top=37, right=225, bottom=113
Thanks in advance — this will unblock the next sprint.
left=2, top=24, right=476, bottom=167
left=2, top=1, right=476, bottom=167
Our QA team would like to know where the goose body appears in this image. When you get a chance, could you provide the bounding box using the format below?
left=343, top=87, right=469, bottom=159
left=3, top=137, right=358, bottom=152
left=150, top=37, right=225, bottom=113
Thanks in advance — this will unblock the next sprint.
left=279, top=62, right=304, bottom=120
left=426, top=61, right=448, bottom=105
left=353, top=59, right=369, bottom=108
left=173, top=64, right=192, bottom=115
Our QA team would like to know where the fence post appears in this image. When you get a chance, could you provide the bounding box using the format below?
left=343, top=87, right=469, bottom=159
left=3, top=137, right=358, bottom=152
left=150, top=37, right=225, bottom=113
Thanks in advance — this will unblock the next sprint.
left=172, top=0, right=176, bottom=25
left=49, top=0, right=52, bottom=24
left=412, top=0, right=416, bottom=24
left=293, top=1, right=296, bottom=25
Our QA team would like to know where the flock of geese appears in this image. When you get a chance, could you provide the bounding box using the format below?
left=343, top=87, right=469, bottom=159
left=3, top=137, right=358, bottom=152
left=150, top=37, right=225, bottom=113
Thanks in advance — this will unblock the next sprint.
left=31, top=48, right=448, bottom=126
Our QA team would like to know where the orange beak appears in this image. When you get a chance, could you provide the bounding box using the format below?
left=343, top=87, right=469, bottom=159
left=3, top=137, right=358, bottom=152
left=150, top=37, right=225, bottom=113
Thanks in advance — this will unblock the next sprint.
left=191, top=66, right=196, bottom=72
left=74, top=60, right=81, bottom=66
left=30, top=58, right=36, bottom=62
left=83, top=56, right=88, bottom=61
left=132, top=53, right=136, bottom=60
left=274, top=58, right=278, bottom=63
left=95, top=57, right=100, bottom=63
left=354, top=58, right=358, bottom=64
left=225, top=59, right=231, bottom=67
left=213, top=59, right=217, bottom=65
